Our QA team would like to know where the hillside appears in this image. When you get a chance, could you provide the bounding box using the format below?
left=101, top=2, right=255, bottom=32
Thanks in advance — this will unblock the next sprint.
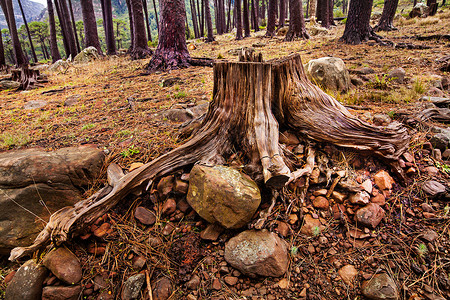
left=0, top=0, right=45, bottom=29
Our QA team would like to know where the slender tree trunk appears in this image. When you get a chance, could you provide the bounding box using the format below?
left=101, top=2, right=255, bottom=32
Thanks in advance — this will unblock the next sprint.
left=198, top=0, right=204, bottom=36
left=374, top=0, right=399, bottom=31
left=58, top=0, right=78, bottom=57
left=205, top=0, right=215, bottom=41
left=101, top=0, right=116, bottom=54
left=265, top=0, right=277, bottom=36
left=129, top=0, right=152, bottom=58
left=142, top=0, right=153, bottom=41
left=427, top=0, right=438, bottom=15
left=80, top=0, right=103, bottom=54
left=226, top=0, right=232, bottom=31
left=46, top=0, right=60, bottom=62
left=261, top=0, right=266, bottom=23
left=147, top=0, right=191, bottom=71
left=243, top=0, right=250, bottom=37
left=53, top=0, right=70, bottom=58
left=235, top=0, right=243, bottom=39
left=279, top=0, right=285, bottom=28
left=152, top=0, right=159, bottom=31
left=67, top=0, right=81, bottom=52
left=0, top=0, right=27, bottom=65
left=17, top=0, right=37, bottom=63
left=285, top=0, right=309, bottom=40
left=251, top=0, right=258, bottom=31
left=309, top=0, right=316, bottom=20
left=126, top=0, right=135, bottom=51
left=41, top=39, right=49, bottom=60
left=340, top=0, right=374, bottom=44
left=190, top=0, right=200, bottom=38
left=0, top=29, right=5, bottom=67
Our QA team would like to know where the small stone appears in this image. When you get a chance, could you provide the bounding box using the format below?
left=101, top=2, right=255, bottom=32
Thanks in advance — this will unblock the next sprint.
left=300, top=214, right=325, bottom=236
left=423, top=211, right=436, bottom=219
left=134, top=207, right=156, bottom=225
left=224, top=276, right=238, bottom=286
left=422, top=181, right=446, bottom=197
left=42, top=286, right=81, bottom=300
left=355, top=203, right=385, bottom=229
left=421, top=203, right=434, bottom=213
left=332, top=204, right=346, bottom=221
left=442, top=149, right=450, bottom=160
left=174, top=179, right=189, bottom=194
left=162, top=222, right=176, bottom=236
left=132, top=256, right=146, bottom=269
left=288, top=214, right=298, bottom=224
left=387, top=67, right=406, bottom=84
left=212, top=278, right=221, bottom=290
left=403, top=152, right=414, bottom=162
left=274, top=221, right=291, bottom=237
left=64, top=94, right=81, bottom=106
left=121, top=274, right=145, bottom=300
left=186, top=275, right=200, bottom=289
left=332, top=191, right=347, bottom=202
left=93, top=274, right=108, bottom=291
left=152, top=277, right=172, bottom=300
left=4, top=270, right=16, bottom=285
left=5, top=260, right=48, bottom=300
left=162, top=198, right=177, bottom=215
left=371, top=193, right=386, bottom=206
left=157, top=175, right=174, bottom=200
left=374, top=170, right=395, bottom=191
left=338, top=265, right=358, bottom=286
left=93, top=222, right=111, bottom=238
left=349, top=191, right=370, bottom=205
left=361, top=273, right=398, bottom=300
left=361, top=179, right=373, bottom=194
left=299, top=287, right=307, bottom=297
left=277, top=278, right=289, bottom=289
left=200, top=223, right=224, bottom=241
left=312, top=196, right=329, bottom=210
left=423, top=166, right=439, bottom=176
left=313, top=189, right=328, bottom=196
left=161, top=77, right=181, bottom=87
left=42, top=247, right=82, bottom=284
left=432, top=149, right=442, bottom=161
left=373, top=113, right=392, bottom=126
left=24, top=100, right=47, bottom=110
left=420, top=229, right=438, bottom=242
left=129, top=162, right=144, bottom=172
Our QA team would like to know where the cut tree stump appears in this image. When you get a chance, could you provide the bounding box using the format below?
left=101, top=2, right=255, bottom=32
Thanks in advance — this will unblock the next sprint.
left=9, top=52, right=410, bottom=261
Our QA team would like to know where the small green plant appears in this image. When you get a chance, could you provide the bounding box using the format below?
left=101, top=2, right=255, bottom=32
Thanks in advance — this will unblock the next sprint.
left=387, top=111, right=396, bottom=119
left=435, top=162, right=450, bottom=174
left=290, top=246, right=298, bottom=256
left=368, top=74, right=395, bottom=90
left=217, top=53, right=224, bottom=59
left=81, top=123, right=95, bottom=130
left=413, top=79, right=426, bottom=94
left=120, top=145, right=140, bottom=157
left=312, top=226, right=321, bottom=236
left=116, top=129, right=132, bottom=137
left=0, top=132, right=30, bottom=148
left=417, top=243, right=428, bottom=256
left=173, top=91, right=187, bottom=99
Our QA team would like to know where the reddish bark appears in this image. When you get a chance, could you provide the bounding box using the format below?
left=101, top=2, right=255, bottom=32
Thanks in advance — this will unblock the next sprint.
left=285, top=0, right=309, bottom=41
left=265, top=0, right=277, bottom=37
left=235, top=0, right=243, bottom=40
left=100, top=0, right=116, bottom=55
left=340, top=0, right=374, bottom=44
left=243, top=0, right=251, bottom=37
left=0, top=0, right=27, bottom=65
left=205, top=0, right=215, bottom=42
left=374, top=0, right=399, bottom=31
left=47, top=0, right=61, bottom=62
left=129, top=0, right=152, bottom=59
left=80, top=0, right=103, bottom=54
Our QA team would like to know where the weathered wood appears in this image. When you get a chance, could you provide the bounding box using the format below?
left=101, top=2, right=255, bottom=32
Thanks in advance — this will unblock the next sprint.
left=9, top=53, right=410, bottom=261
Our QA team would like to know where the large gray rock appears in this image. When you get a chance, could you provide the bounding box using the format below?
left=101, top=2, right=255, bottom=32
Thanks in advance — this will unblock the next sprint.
left=5, top=259, right=48, bottom=300
left=187, top=165, right=261, bottom=229
left=361, top=273, right=399, bottom=300
left=121, top=273, right=146, bottom=300
left=73, top=46, right=99, bottom=64
left=409, top=3, right=429, bottom=18
left=224, top=230, right=288, bottom=277
left=0, top=80, right=20, bottom=90
left=0, top=146, right=105, bottom=254
left=430, top=128, right=450, bottom=151
left=304, top=57, right=350, bottom=92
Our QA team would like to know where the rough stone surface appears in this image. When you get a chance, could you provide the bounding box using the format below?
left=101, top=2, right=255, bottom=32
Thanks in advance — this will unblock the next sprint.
left=362, top=273, right=399, bottom=300
left=187, top=165, right=261, bottom=229
left=0, top=80, right=20, bottom=90
left=152, top=277, right=172, bottom=300
left=64, top=94, right=81, bottom=106
left=355, top=203, right=385, bottom=229
left=0, top=146, right=105, bottom=254
left=373, top=114, right=392, bottom=126
left=24, top=100, right=47, bottom=110
left=430, top=129, right=450, bottom=151
left=374, top=170, right=395, bottom=191
left=422, top=180, right=446, bottom=197
left=304, top=57, right=350, bottom=92
left=134, top=206, right=156, bottom=225
left=300, top=214, right=325, bottom=236
left=42, top=285, right=81, bottom=300
left=5, top=260, right=48, bottom=300
left=312, top=196, right=330, bottom=210
left=338, top=265, right=358, bottom=286
left=224, top=230, right=288, bottom=277
left=387, top=67, right=406, bottom=84
left=349, top=191, right=371, bottom=205
left=121, top=273, right=145, bottom=300
left=42, top=247, right=82, bottom=284
left=73, top=46, right=99, bottom=64
left=409, top=3, right=429, bottom=18
left=49, top=59, right=70, bottom=71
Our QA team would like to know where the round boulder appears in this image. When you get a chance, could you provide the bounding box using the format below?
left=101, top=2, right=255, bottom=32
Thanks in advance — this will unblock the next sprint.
left=304, top=57, right=350, bottom=92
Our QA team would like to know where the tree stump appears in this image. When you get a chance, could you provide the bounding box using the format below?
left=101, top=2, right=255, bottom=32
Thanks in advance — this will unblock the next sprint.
left=9, top=53, right=410, bottom=261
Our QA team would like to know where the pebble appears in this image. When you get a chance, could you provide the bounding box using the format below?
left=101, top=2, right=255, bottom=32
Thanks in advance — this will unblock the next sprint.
left=42, top=285, right=81, bottom=300
left=212, top=278, right=222, bottom=290
left=162, top=198, right=177, bottom=215
left=134, top=207, right=156, bottom=225
left=355, top=203, right=385, bottom=229
left=42, top=247, right=82, bottom=284
left=5, top=260, right=48, bottom=300
left=312, top=196, right=330, bottom=210
left=338, top=265, right=358, bottom=286
left=374, top=170, right=395, bottom=191
left=186, top=275, right=201, bottom=290
left=224, top=276, right=238, bottom=286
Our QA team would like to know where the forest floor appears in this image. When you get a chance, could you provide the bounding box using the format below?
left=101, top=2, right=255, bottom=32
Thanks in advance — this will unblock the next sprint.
left=1, top=6, right=450, bottom=300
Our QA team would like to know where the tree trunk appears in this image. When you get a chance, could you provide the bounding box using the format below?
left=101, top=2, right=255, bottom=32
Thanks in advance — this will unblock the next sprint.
left=147, top=0, right=191, bottom=70
left=339, top=0, right=374, bottom=44
left=53, top=0, right=70, bottom=57
left=126, top=0, right=135, bottom=51
left=309, top=0, right=316, bottom=21
left=243, top=0, right=250, bottom=37
left=278, top=0, right=285, bottom=28
left=101, top=0, right=116, bottom=55
left=0, top=0, right=27, bottom=66
left=265, top=0, right=277, bottom=36
left=235, top=0, right=243, bottom=39
left=142, top=0, right=153, bottom=42
left=199, top=0, right=204, bottom=37
left=152, top=0, right=159, bottom=31
left=9, top=52, right=410, bottom=262
left=47, top=0, right=61, bottom=62
left=80, top=0, right=103, bottom=54
left=427, top=0, right=438, bottom=16
left=57, top=0, right=78, bottom=57
left=285, top=0, right=309, bottom=40
left=374, top=0, right=399, bottom=31
left=251, top=0, right=259, bottom=31
left=204, top=0, right=215, bottom=41
left=190, top=0, right=200, bottom=38
left=67, top=0, right=81, bottom=52
left=226, top=0, right=232, bottom=31
left=0, top=28, right=5, bottom=67
left=316, top=0, right=333, bottom=28
left=17, top=0, right=38, bottom=63
left=129, top=0, right=152, bottom=59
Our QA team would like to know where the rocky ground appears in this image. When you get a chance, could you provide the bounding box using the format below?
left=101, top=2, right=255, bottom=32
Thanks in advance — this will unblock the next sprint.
left=1, top=5, right=450, bottom=300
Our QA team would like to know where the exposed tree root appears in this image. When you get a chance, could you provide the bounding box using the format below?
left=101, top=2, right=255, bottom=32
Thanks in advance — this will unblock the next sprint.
left=9, top=53, right=411, bottom=261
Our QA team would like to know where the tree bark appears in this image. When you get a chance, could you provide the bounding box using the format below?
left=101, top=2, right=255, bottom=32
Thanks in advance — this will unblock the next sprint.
left=47, top=0, right=60, bottom=62
left=53, top=0, right=70, bottom=57
left=80, top=0, right=103, bottom=54
left=17, top=0, right=38, bottom=63
left=126, top=0, right=134, bottom=51
left=147, top=0, right=191, bottom=71
left=57, top=0, right=78, bottom=57
left=100, top=0, right=116, bottom=55
left=129, top=0, right=152, bottom=59
left=0, top=28, right=5, bottom=67
left=9, top=52, right=410, bottom=262
left=142, top=0, right=153, bottom=42
left=0, top=0, right=27, bottom=66
left=316, top=0, right=333, bottom=28
left=278, top=0, right=285, bottom=28
left=67, top=0, right=81, bottom=52
left=251, top=0, right=259, bottom=31
left=285, top=0, right=309, bottom=40
left=265, top=0, right=277, bottom=36
left=204, top=0, right=215, bottom=41
left=243, top=0, right=251, bottom=37
left=374, top=0, right=399, bottom=31
left=235, top=0, right=243, bottom=39
left=190, top=0, right=200, bottom=38
left=152, top=0, right=159, bottom=31
left=427, top=0, right=438, bottom=16
left=340, top=0, right=375, bottom=44
left=309, top=0, right=316, bottom=21
left=199, top=0, right=204, bottom=36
